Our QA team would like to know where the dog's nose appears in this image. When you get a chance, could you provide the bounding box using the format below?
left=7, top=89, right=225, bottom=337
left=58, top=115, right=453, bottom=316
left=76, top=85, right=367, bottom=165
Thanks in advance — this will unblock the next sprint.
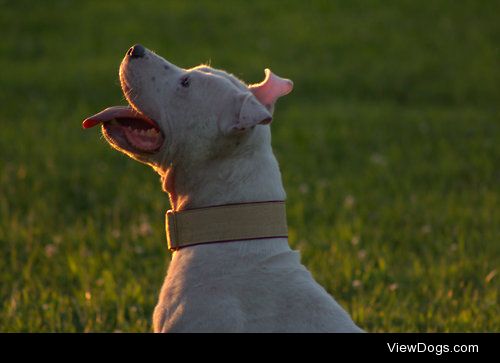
left=127, top=44, right=145, bottom=58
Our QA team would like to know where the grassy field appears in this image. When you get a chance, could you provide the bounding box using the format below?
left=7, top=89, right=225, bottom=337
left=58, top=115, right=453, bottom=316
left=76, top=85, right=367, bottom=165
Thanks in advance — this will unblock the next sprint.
left=0, top=0, right=498, bottom=332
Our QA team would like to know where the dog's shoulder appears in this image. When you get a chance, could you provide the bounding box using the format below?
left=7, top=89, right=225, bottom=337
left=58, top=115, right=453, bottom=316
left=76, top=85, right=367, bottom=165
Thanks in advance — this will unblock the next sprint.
left=153, top=292, right=245, bottom=333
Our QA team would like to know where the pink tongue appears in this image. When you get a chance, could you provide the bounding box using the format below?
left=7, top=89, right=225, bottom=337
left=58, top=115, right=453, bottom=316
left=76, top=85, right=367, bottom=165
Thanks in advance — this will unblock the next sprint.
left=82, top=106, right=156, bottom=129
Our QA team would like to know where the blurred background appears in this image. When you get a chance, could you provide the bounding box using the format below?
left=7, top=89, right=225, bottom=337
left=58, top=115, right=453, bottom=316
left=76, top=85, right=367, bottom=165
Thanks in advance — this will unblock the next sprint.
left=0, top=0, right=498, bottom=332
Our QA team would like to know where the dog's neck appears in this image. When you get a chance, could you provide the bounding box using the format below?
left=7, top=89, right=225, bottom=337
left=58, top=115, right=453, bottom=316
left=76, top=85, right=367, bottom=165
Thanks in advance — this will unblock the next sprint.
left=161, top=126, right=286, bottom=211
left=159, top=126, right=290, bottom=266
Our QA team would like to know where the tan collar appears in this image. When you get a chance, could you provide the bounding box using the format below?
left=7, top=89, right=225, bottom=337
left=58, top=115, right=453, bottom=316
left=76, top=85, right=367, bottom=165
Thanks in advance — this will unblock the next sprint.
left=165, top=201, right=288, bottom=251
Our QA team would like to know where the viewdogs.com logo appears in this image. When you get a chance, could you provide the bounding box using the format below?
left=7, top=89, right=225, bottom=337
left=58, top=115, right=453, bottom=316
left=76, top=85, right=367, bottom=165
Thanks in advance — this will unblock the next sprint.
left=387, top=342, right=479, bottom=355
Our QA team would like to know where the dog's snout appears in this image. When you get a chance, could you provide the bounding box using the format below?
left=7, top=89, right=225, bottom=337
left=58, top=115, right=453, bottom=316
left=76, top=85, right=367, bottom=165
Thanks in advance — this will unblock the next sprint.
left=127, top=44, right=145, bottom=58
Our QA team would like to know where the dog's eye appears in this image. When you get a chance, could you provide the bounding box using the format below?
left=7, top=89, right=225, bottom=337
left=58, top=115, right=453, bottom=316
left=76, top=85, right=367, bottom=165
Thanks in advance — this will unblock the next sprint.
left=180, top=76, right=190, bottom=88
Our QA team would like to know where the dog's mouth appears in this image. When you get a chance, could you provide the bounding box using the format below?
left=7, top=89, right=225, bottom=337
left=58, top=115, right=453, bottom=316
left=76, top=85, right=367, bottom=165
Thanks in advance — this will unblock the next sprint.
left=82, top=106, right=164, bottom=154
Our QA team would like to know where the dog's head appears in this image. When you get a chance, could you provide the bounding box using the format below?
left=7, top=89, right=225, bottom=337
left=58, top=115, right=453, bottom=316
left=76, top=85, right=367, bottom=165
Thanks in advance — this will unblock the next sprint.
left=83, top=44, right=293, bottom=172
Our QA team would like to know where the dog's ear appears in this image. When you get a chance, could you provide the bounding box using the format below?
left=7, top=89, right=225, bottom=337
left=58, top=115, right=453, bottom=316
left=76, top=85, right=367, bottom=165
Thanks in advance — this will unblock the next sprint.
left=220, top=92, right=272, bottom=135
left=249, top=69, right=293, bottom=112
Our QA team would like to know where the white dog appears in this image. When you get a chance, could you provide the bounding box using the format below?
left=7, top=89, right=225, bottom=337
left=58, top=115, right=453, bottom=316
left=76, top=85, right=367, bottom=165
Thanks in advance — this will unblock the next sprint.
left=83, top=44, right=363, bottom=332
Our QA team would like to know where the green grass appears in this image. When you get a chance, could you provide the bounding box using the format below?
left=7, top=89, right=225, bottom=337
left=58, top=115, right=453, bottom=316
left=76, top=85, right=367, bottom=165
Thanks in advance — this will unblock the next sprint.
left=1, top=0, right=499, bottom=332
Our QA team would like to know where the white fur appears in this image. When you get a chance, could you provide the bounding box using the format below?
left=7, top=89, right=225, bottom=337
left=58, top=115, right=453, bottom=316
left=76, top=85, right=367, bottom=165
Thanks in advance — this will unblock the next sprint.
left=113, top=47, right=363, bottom=332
